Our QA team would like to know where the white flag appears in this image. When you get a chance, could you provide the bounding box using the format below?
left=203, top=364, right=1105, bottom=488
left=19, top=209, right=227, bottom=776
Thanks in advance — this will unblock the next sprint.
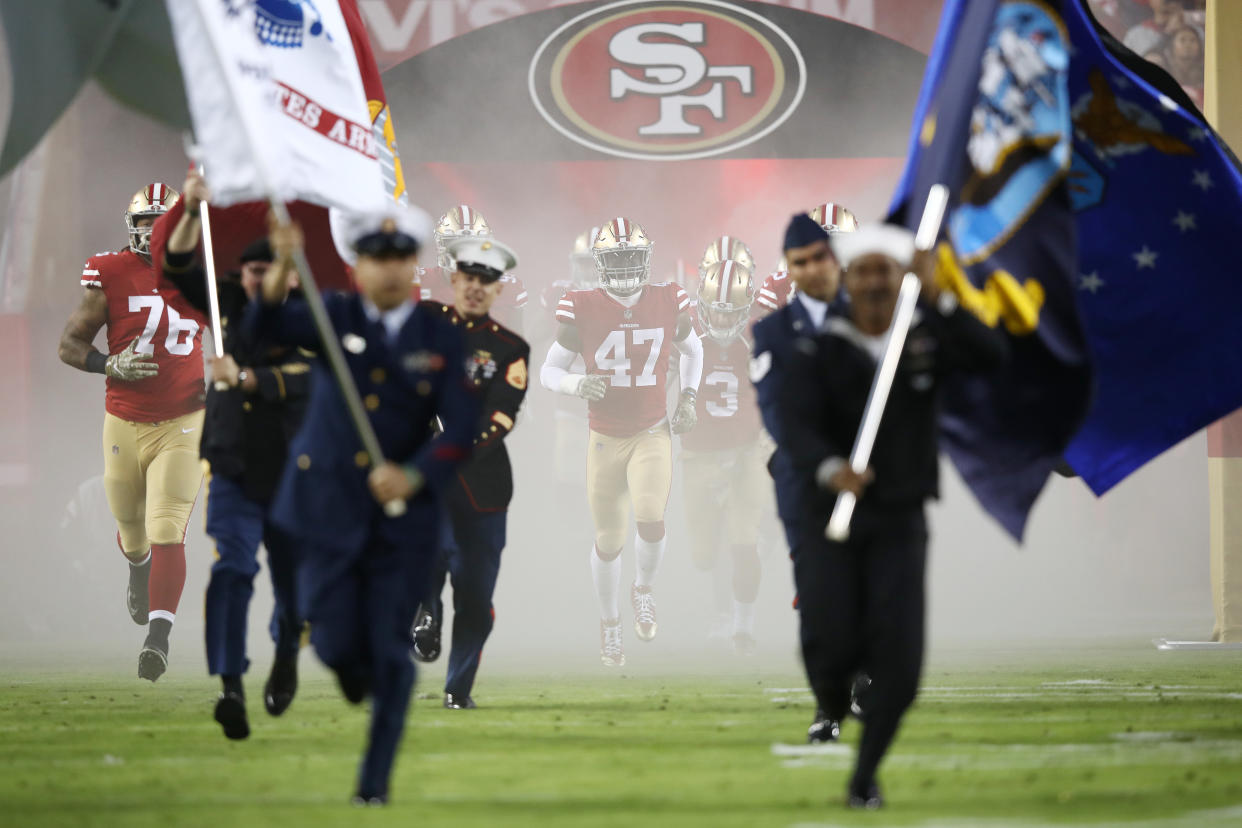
left=165, top=0, right=386, bottom=210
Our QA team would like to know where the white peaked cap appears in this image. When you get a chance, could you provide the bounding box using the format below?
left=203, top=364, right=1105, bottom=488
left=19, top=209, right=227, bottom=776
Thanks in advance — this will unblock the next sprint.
left=447, top=236, right=519, bottom=277
left=329, top=203, right=434, bottom=266
left=831, top=222, right=917, bottom=269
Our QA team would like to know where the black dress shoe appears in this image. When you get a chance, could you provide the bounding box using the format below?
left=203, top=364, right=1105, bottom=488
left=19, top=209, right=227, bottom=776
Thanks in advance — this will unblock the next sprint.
left=264, top=655, right=298, bottom=717
left=411, top=605, right=442, bottom=663
left=214, top=689, right=250, bottom=740
left=807, top=708, right=841, bottom=743
left=444, top=693, right=476, bottom=710
left=337, top=670, right=369, bottom=705
left=847, top=781, right=884, bottom=809
left=351, top=793, right=388, bottom=807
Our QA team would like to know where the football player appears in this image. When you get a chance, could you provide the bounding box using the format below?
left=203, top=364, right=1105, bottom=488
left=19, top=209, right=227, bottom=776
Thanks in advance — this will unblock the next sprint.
left=418, top=205, right=528, bottom=334
left=540, top=218, right=704, bottom=666
left=756, top=203, right=857, bottom=315
left=681, top=259, right=766, bottom=654
left=57, top=182, right=205, bottom=681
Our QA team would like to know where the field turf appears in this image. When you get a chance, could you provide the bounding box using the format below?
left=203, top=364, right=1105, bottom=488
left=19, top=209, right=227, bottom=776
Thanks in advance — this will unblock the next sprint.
left=2, top=646, right=1241, bottom=827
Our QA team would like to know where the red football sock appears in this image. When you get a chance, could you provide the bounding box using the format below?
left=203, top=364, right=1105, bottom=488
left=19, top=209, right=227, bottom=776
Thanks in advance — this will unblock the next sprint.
left=147, top=543, right=186, bottom=623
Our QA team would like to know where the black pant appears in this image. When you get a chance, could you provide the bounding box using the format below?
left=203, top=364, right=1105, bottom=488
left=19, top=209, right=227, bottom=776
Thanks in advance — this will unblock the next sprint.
left=793, top=503, right=927, bottom=791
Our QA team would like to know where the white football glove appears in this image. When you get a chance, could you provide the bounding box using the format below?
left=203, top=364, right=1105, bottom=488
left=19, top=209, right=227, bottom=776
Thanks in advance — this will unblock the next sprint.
left=670, top=389, right=698, bottom=434
left=577, top=375, right=608, bottom=402
left=106, top=337, right=159, bottom=381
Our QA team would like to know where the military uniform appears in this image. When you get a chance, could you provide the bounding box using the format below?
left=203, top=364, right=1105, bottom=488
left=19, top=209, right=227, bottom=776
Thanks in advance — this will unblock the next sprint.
left=780, top=254, right=1007, bottom=802
left=421, top=298, right=529, bottom=704
left=244, top=280, right=476, bottom=801
left=162, top=246, right=308, bottom=698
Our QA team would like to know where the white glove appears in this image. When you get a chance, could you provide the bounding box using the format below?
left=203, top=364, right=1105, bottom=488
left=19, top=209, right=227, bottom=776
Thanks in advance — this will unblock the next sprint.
left=106, top=337, right=159, bottom=381
left=670, top=389, right=697, bottom=434
left=577, top=375, right=608, bottom=402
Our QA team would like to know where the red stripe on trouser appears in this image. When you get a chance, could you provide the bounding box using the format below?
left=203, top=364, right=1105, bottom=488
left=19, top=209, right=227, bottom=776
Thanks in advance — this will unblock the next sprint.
left=149, top=543, right=187, bottom=614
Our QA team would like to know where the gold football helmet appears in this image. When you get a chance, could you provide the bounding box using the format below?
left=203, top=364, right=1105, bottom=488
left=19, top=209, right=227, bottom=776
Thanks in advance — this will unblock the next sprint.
left=698, top=235, right=755, bottom=279
left=125, top=182, right=179, bottom=258
left=593, top=217, right=652, bottom=297
left=697, top=259, right=756, bottom=343
left=808, top=202, right=859, bottom=235
left=570, top=225, right=601, bottom=289
left=434, top=204, right=491, bottom=270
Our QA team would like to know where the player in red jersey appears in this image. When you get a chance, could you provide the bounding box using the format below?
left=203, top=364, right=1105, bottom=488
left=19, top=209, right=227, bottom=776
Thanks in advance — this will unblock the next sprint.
left=540, top=217, right=704, bottom=666
left=757, top=203, right=858, bottom=315
left=681, top=259, right=767, bottom=654
left=57, top=182, right=205, bottom=681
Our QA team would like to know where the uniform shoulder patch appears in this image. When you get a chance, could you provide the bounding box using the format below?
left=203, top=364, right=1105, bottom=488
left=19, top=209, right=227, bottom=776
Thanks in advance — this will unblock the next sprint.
left=505, top=357, right=528, bottom=390
left=749, top=350, right=772, bottom=383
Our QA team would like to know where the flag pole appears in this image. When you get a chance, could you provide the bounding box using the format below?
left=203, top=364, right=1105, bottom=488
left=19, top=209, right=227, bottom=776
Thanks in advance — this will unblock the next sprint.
left=825, top=184, right=949, bottom=542
left=194, top=166, right=230, bottom=392
left=186, top=0, right=406, bottom=517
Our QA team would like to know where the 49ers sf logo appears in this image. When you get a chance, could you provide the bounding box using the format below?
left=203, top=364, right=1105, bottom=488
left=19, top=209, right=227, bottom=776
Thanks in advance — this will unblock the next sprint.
left=529, top=0, right=805, bottom=161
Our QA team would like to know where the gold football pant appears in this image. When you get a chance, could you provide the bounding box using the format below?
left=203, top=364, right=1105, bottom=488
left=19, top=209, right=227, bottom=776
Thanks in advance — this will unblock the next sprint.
left=586, top=423, right=672, bottom=554
left=681, top=442, right=766, bottom=570
left=102, top=409, right=205, bottom=559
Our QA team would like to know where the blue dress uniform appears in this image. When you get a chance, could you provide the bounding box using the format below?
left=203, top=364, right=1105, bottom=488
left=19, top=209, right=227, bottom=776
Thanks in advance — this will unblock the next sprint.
left=243, top=290, right=476, bottom=801
left=751, top=296, right=819, bottom=552
left=163, top=246, right=308, bottom=725
left=419, top=303, right=529, bottom=706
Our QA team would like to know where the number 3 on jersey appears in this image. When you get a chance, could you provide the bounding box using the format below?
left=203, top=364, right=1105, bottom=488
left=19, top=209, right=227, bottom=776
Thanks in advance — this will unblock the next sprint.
left=595, top=328, right=664, bottom=387
left=129, top=295, right=199, bottom=356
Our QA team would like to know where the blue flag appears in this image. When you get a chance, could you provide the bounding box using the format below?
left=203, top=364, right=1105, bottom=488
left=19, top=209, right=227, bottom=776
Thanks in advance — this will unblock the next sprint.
left=890, top=0, right=1092, bottom=540
left=1058, top=5, right=1242, bottom=494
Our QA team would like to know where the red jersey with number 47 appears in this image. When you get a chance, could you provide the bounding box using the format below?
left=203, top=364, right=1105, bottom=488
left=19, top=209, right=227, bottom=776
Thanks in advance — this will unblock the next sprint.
left=680, top=311, right=762, bottom=452
left=556, top=283, right=689, bottom=437
left=81, top=249, right=206, bottom=422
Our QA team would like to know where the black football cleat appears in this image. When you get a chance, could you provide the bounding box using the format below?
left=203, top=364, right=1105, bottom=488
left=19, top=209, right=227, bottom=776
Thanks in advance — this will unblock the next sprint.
left=264, top=656, right=298, bottom=717
left=443, top=693, right=477, bottom=710
left=411, top=605, right=442, bottom=663
left=351, top=793, right=388, bottom=807
left=847, top=781, right=884, bottom=810
left=126, top=555, right=150, bottom=626
left=807, top=708, right=841, bottom=743
left=214, top=689, right=250, bottom=740
left=137, top=634, right=168, bottom=682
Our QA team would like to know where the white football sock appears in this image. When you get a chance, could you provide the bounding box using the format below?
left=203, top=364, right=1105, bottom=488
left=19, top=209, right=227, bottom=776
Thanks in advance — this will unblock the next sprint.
left=591, top=546, right=622, bottom=621
left=733, top=599, right=756, bottom=636
left=634, top=533, right=666, bottom=589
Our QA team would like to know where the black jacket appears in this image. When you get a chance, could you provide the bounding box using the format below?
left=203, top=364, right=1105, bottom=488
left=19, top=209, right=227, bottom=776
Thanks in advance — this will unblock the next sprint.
left=780, top=301, right=1008, bottom=519
left=164, top=250, right=310, bottom=501
left=427, top=303, right=529, bottom=513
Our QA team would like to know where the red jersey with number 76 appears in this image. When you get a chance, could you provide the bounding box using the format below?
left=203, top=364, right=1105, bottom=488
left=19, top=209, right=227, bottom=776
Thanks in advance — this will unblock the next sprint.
left=80, top=249, right=206, bottom=423
left=555, top=283, right=689, bottom=437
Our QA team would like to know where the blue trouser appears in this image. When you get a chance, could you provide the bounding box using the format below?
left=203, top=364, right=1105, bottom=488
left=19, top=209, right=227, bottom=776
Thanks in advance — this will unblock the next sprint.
left=425, top=506, right=506, bottom=698
left=769, top=449, right=801, bottom=554
left=297, top=503, right=437, bottom=799
left=204, top=472, right=301, bottom=677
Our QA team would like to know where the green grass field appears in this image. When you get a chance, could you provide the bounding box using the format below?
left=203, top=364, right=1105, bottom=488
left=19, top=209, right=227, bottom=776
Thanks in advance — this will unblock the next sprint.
left=2, top=646, right=1241, bottom=827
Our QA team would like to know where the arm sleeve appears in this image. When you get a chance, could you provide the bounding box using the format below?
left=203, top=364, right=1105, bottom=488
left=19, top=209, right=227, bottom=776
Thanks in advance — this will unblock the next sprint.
left=471, top=342, right=530, bottom=460
left=410, top=325, right=478, bottom=493
left=253, top=354, right=312, bottom=403
left=674, top=327, right=703, bottom=392
left=161, top=250, right=210, bottom=313
left=240, top=293, right=325, bottom=352
left=751, top=322, right=785, bottom=445
left=540, top=339, right=583, bottom=395
left=778, top=339, right=844, bottom=478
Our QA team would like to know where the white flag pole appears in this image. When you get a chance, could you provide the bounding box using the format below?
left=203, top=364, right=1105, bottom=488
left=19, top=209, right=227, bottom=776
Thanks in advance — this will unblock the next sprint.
left=825, top=184, right=950, bottom=542
left=184, top=0, right=406, bottom=517
left=193, top=166, right=230, bottom=391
